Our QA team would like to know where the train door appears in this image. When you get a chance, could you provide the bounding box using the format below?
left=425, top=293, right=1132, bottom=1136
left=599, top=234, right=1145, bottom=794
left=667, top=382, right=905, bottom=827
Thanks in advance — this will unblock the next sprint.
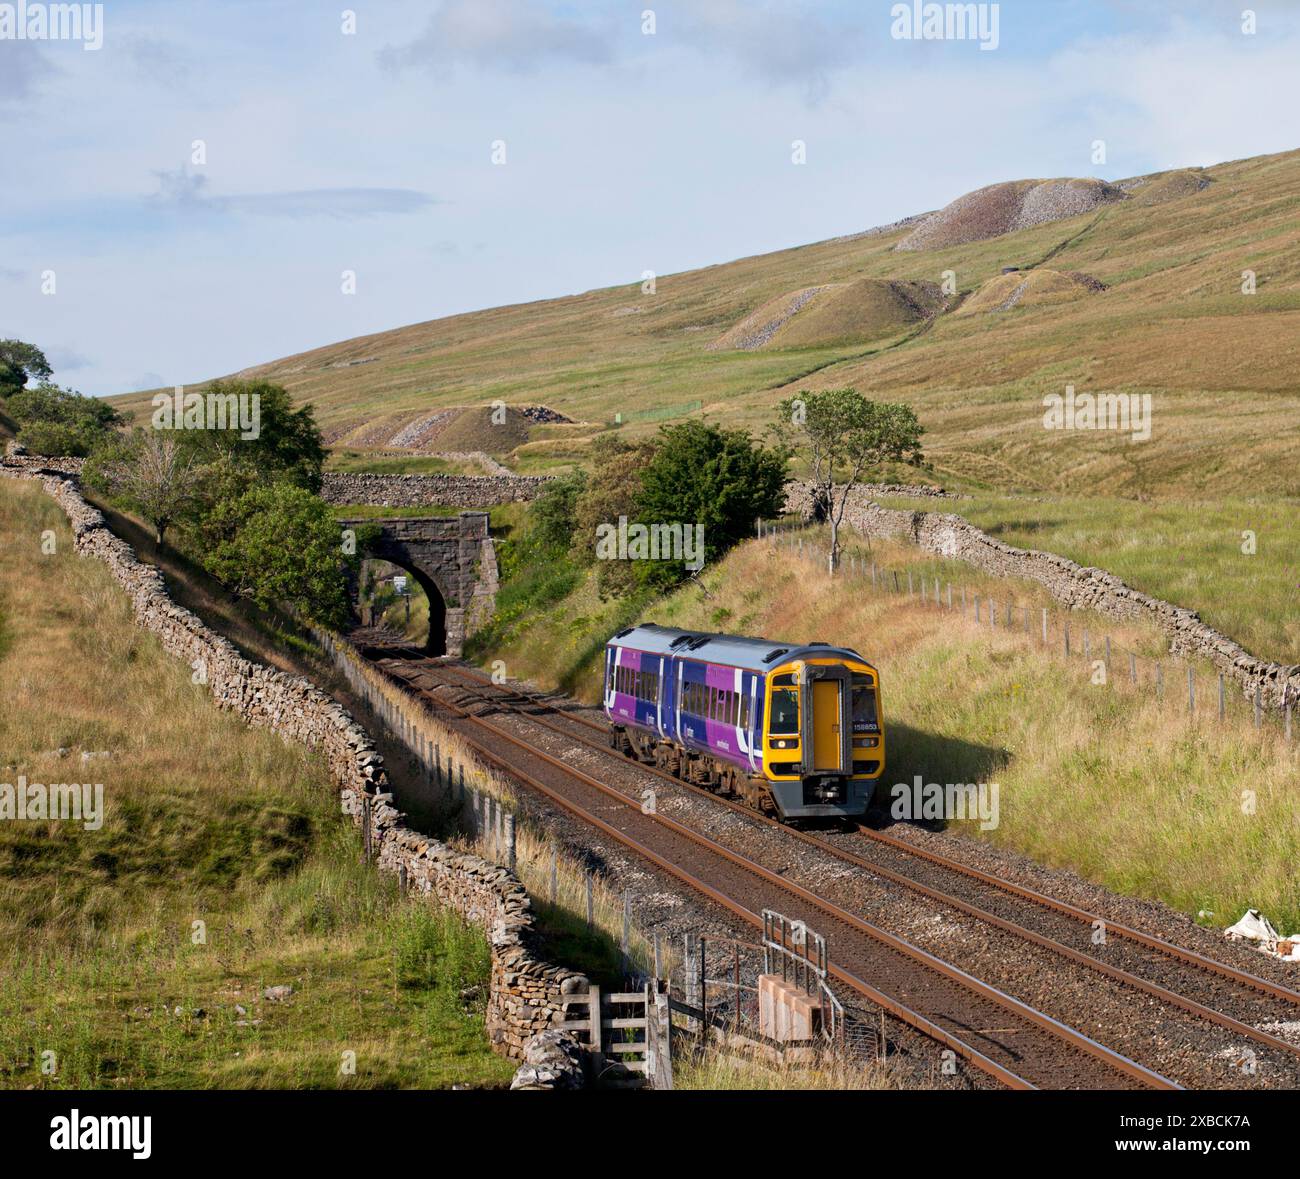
left=811, top=679, right=843, bottom=771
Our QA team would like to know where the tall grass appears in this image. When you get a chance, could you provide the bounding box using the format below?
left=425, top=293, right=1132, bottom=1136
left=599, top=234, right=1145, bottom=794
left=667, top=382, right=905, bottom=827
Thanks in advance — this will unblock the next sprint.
left=473, top=528, right=1300, bottom=934
left=0, top=479, right=514, bottom=1090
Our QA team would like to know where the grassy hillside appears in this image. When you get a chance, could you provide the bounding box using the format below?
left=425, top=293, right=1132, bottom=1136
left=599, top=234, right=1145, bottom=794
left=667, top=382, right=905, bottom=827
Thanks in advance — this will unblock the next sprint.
left=0, top=479, right=513, bottom=1089
left=468, top=526, right=1300, bottom=934
left=874, top=489, right=1300, bottom=663
left=109, top=148, right=1300, bottom=500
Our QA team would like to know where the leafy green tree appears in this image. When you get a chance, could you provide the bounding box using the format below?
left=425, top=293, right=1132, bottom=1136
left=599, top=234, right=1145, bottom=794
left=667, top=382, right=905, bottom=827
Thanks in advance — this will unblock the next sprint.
left=83, top=429, right=202, bottom=545
left=633, top=419, right=788, bottom=591
left=7, top=381, right=124, bottom=456
left=0, top=340, right=52, bottom=396
left=202, top=482, right=350, bottom=625
left=572, top=434, right=658, bottom=596
left=529, top=469, right=587, bottom=552
left=776, top=387, right=924, bottom=570
left=172, top=380, right=326, bottom=493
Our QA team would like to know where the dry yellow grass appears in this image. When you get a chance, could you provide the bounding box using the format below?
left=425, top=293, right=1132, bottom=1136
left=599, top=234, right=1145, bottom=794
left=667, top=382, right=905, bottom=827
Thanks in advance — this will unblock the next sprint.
left=106, top=148, right=1300, bottom=500
left=481, top=530, right=1300, bottom=933
left=0, top=478, right=513, bottom=1089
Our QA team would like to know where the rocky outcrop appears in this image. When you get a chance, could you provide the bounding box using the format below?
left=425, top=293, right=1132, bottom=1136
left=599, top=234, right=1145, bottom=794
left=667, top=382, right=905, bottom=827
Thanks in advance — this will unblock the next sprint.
left=322, top=472, right=552, bottom=508
left=783, top=481, right=1300, bottom=709
left=0, top=464, right=586, bottom=1065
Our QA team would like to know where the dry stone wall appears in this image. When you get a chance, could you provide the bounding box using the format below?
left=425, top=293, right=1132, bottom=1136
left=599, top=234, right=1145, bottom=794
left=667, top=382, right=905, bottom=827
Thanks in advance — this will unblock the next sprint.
left=322, top=472, right=552, bottom=508
left=0, top=462, right=586, bottom=1073
left=783, top=481, right=1300, bottom=709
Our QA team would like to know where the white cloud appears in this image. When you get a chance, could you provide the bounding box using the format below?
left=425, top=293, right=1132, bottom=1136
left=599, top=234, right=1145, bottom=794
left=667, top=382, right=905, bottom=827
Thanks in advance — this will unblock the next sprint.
left=379, top=0, right=614, bottom=76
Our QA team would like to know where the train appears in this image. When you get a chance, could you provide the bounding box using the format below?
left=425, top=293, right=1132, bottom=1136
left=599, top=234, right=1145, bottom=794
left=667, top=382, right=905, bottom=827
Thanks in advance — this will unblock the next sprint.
left=603, top=623, right=885, bottom=821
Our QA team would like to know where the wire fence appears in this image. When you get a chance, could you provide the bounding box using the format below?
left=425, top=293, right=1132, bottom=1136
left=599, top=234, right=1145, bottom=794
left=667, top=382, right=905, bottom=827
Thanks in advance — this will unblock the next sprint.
left=317, top=626, right=673, bottom=986
left=759, top=520, right=1298, bottom=747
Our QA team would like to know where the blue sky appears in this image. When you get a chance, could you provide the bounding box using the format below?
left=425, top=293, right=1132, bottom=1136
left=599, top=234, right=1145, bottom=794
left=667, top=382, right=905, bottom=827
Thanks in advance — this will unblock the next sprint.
left=2, top=0, right=1299, bottom=395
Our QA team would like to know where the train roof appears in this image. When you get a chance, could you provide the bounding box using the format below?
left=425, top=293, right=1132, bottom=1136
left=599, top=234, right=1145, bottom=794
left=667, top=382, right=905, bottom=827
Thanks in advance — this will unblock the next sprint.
left=608, top=623, right=869, bottom=673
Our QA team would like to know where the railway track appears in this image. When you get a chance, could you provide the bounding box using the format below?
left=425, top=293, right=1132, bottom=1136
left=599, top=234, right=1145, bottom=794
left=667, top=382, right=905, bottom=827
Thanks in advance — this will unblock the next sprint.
left=367, top=647, right=1300, bottom=1084
left=356, top=640, right=1181, bottom=1090
left=423, top=656, right=1300, bottom=1024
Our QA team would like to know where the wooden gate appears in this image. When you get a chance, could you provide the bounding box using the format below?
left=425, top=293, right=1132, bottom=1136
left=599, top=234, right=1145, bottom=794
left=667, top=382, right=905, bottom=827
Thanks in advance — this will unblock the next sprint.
left=557, top=983, right=673, bottom=1089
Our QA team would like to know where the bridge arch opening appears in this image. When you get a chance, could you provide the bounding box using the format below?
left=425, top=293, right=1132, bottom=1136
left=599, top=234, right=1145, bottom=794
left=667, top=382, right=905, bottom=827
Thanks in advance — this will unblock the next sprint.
left=358, top=557, right=448, bottom=656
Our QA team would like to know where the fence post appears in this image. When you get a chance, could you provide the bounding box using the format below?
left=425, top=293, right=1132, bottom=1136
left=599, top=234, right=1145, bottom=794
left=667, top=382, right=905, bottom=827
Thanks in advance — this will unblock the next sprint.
left=871, top=563, right=878, bottom=589
left=1064, top=623, right=1070, bottom=657
left=948, top=583, right=953, bottom=610
left=1104, top=635, right=1111, bottom=674
left=1254, top=685, right=1262, bottom=729
left=683, top=933, right=699, bottom=1030
left=1042, top=608, right=1048, bottom=644
left=1083, top=629, right=1090, bottom=661
left=1130, top=652, right=1137, bottom=684
left=504, top=812, right=516, bottom=873
left=586, top=871, right=594, bottom=929
left=1187, top=667, right=1195, bottom=714
left=1218, top=674, right=1225, bottom=721
left=645, top=981, right=666, bottom=1090
left=622, top=890, right=632, bottom=975
left=588, top=984, right=603, bottom=1062
left=653, top=988, right=673, bottom=1091
left=893, top=570, right=900, bottom=593
left=653, top=929, right=663, bottom=981
left=1286, top=694, right=1293, bottom=742
left=733, top=944, right=741, bottom=1028
left=1156, top=662, right=1164, bottom=699
left=974, top=595, right=979, bottom=623
left=551, top=847, right=559, bottom=905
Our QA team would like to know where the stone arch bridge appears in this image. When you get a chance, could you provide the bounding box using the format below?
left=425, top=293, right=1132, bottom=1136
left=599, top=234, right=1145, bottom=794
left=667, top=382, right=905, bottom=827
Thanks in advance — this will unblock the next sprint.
left=340, top=512, right=499, bottom=657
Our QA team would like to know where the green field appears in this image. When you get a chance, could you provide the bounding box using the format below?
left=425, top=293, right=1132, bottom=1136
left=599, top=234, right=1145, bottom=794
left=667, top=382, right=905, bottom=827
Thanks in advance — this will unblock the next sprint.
left=0, top=479, right=513, bottom=1090
left=468, top=522, right=1300, bottom=934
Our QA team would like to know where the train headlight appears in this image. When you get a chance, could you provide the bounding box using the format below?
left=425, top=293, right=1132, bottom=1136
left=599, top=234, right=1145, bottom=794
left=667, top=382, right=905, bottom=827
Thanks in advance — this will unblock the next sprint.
left=853, top=736, right=880, bottom=748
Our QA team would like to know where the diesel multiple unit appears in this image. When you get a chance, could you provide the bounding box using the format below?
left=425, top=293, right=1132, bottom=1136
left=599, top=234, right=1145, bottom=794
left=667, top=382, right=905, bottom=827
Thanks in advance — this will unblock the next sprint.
left=603, top=623, right=885, bottom=821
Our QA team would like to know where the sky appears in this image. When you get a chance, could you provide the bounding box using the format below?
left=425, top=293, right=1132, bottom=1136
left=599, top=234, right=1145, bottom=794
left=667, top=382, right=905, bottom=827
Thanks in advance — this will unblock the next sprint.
left=2, top=0, right=1299, bottom=396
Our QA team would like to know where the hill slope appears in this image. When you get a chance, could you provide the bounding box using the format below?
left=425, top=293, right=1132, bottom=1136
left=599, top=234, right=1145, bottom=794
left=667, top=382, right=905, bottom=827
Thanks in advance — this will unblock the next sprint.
left=109, top=149, right=1300, bottom=499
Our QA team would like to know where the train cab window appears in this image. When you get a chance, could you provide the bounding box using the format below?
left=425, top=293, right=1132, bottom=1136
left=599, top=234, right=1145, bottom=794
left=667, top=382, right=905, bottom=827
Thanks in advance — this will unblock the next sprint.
left=769, top=687, right=799, bottom=735
left=850, top=674, right=879, bottom=731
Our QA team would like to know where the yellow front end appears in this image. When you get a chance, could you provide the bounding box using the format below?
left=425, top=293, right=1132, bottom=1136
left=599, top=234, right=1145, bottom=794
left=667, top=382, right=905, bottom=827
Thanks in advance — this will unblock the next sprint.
left=759, top=658, right=884, bottom=818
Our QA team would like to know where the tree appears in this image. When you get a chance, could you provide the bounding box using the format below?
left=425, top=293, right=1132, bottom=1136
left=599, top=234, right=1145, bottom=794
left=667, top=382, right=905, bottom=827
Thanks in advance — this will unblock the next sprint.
left=529, top=468, right=587, bottom=552
left=0, top=340, right=52, bottom=396
left=6, top=381, right=125, bottom=456
left=776, top=388, right=924, bottom=571
left=201, top=482, right=350, bottom=625
left=633, top=419, right=788, bottom=590
left=84, top=429, right=202, bottom=545
left=572, top=434, right=658, bottom=596
left=175, top=380, right=326, bottom=492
